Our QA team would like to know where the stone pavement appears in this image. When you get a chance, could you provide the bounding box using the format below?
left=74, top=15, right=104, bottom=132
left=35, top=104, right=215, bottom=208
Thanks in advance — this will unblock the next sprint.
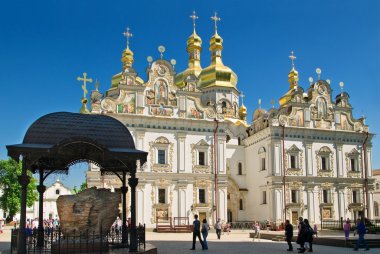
left=0, top=227, right=377, bottom=254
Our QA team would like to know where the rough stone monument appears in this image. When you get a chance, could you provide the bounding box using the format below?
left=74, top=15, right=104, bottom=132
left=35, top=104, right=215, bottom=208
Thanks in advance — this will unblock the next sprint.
left=57, top=187, right=120, bottom=235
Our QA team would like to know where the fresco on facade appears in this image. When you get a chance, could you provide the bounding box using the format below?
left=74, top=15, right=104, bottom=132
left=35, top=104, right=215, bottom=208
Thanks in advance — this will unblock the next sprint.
left=117, top=93, right=135, bottom=113
left=150, top=105, right=173, bottom=116
left=187, top=99, right=203, bottom=119
left=154, top=79, right=168, bottom=105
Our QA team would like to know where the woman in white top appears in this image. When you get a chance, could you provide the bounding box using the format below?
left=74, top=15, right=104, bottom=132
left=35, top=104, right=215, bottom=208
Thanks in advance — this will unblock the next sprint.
left=201, top=219, right=210, bottom=250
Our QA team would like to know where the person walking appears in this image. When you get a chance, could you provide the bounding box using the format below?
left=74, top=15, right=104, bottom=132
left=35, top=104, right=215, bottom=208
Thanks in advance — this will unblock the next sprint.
left=285, top=219, right=293, bottom=251
left=201, top=219, right=210, bottom=250
left=304, top=219, right=314, bottom=252
left=296, top=217, right=306, bottom=253
left=354, top=218, right=369, bottom=251
left=215, top=218, right=222, bottom=240
left=313, top=224, right=318, bottom=238
left=190, top=214, right=204, bottom=250
left=255, top=222, right=261, bottom=241
left=344, top=219, right=350, bottom=241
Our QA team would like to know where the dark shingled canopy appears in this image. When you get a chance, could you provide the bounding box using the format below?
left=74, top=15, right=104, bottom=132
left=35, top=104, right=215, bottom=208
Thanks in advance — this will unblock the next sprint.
left=7, top=111, right=147, bottom=173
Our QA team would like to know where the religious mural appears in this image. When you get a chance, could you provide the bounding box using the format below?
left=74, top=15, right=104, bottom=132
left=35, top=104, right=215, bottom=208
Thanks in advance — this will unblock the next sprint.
left=150, top=105, right=173, bottom=116
left=117, top=92, right=135, bottom=114
left=155, top=79, right=168, bottom=105
left=187, top=99, right=203, bottom=119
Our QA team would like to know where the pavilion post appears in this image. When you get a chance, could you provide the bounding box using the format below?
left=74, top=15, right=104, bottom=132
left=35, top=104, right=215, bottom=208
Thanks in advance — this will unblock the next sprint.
left=17, top=161, right=30, bottom=254
left=121, top=170, right=129, bottom=246
left=37, top=168, right=46, bottom=247
left=128, top=171, right=139, bottom=252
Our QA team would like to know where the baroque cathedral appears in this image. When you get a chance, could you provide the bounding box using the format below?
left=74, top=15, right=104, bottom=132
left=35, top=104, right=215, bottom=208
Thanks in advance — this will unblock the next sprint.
left=86, top=12, right=375, bottom=228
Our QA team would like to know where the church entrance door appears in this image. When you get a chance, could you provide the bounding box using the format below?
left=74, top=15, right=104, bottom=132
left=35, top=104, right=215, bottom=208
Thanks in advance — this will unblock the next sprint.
left=291, top=211, right=298, bottom=225
left=199, top=212, right=206, bottom=223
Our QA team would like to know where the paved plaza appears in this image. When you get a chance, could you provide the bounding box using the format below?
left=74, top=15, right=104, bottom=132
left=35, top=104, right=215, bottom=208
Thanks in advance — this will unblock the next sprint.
left=1, top=226, right=377, bottom=254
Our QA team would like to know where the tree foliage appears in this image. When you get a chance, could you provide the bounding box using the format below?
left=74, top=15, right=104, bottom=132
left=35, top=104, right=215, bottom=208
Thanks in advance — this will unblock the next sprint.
left=73, top=181, right=87, bottom=195
left=0, top=158, right=38, bottom=221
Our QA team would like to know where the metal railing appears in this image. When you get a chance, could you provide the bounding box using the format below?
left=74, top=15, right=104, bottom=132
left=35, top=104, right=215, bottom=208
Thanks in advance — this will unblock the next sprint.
left=10, top=225, right=146, bottom=253
left=321, top=219, right=380, bottom=233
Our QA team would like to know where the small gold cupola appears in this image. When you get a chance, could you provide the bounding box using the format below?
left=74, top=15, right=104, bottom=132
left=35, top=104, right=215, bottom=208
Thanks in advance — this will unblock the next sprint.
left=279, top=51, right=299, bottom=107
left=239, top=93, right=247, bottom=121
left=198, top=12, right=238, bottom=89
left=175, top=11, right=203, bottom=87
left=121, top=27, right=134, bottom=69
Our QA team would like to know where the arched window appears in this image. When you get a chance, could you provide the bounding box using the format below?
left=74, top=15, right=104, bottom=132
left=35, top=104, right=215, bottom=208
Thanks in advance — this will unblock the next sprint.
left=56, top=189, right=60, bottom=195
left=238, top=162, right=243, bottom=175
left=258, top=147, right=266, bottom=171
left=222, top=101, right=227, bottom=113
left=376, top=183, right=379, bottom=190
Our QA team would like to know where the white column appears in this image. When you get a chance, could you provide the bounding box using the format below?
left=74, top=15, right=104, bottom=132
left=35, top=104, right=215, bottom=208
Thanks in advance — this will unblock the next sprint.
left=336, top=144, right=343, bottom=177
left=178, top=189, right=186, bottom=218
left=305, top=143, right=313, bottom=176
left=366, top=148, right=372, bottom=177
left=218, top=136, right=226, bottom=173
left=274, top=143, right=281, bottom=175
left=135, top=130, right=145, bottom=151
left=176, top=133, right=186, bottom=172
left=137, top=189, right=144, bottom=224
left=368, top=193, right=374, bottom=219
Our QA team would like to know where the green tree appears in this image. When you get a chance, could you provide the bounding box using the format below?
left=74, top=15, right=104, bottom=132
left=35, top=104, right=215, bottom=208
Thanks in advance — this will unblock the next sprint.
left=73, top=181, right=87, bottom=195
left=0, top=158, right=38, bottom=222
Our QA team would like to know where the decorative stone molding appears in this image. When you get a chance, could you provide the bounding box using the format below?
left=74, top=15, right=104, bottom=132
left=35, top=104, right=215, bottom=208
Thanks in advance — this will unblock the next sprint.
left=149, top=137, right=174, bottom=172
left=285, top=145, right=303, bottom=176
left=191, top=140, right=212, bottom=173
left=345, top=148, right=361, bottom=178
left=316, top=146, right=334, bottom=177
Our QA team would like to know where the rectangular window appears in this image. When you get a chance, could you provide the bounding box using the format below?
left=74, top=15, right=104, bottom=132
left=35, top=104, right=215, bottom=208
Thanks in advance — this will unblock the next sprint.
left=158, top=189, right=166, bottom=204
left=352, top=190, right=358, bottom=203
left=291, top=190, right=298, bottom=203
left=199, top=189, right=206, bottom=204
left=350, top=158, right=356, bottom=171
left=290, top=155, right=296, bottom=169
left=198, top=151, right=205, bottom=166
left=262, top=191, right=267, bottom=204
left=239, top=199, right=244, bottom=210
left=323, top=190, right=329, bottom=203
left=158, top=149, right=166, bottom=164
left=261, top=158, right=266, bottom=171
left=238, top=163, right=243, bottom=175
left=321, top=156, right=328, bottom=170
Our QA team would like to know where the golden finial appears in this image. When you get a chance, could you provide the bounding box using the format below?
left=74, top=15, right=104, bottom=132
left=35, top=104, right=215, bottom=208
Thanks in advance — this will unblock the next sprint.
left=77, top=72, right=93, bottom=114
left=316, top=68, right=322, bottom=80
left=339, top=81, right=344, bottom=95
left=211, top=12, right=221, bottom=34
left=190, top=10, right=198, bottom=33
left=289, top=50, right=296, bottom=68
left=122, top=27, right=133, bottom=49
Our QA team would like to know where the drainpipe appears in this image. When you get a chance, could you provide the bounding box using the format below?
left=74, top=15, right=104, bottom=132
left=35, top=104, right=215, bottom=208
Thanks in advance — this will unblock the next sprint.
left=281, top=124, right=286, bottom=223
left=214, top=119, right=219, bottom=221
left=362, top=131, right=369, bottom=218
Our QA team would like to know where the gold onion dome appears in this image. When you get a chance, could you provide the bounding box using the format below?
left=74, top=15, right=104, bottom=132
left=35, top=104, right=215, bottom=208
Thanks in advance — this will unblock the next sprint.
left=239, top=104, right=247, bottom=121
left=279, top=51, right=299, bottom=107
left=198, top=13, right=237, bottom=89
left=122, top=46, right=134, bottom=69
left=175, top=11, right=203, bottom=87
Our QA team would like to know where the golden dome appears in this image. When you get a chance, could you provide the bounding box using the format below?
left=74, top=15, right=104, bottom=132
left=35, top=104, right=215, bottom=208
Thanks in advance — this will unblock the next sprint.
left=198, top=31, right=238, bottom=89
left=175, top=30, right=203, bottom=87
left=122, top=46, right=134, bottom=69
left=239, top=104, right=247, bottom=121
left=279, top=51, right=299, bottom=107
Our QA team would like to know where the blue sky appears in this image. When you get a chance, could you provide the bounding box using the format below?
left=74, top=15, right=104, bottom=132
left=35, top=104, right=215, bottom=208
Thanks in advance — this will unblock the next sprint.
left=0, top=0, right=379, bottom=188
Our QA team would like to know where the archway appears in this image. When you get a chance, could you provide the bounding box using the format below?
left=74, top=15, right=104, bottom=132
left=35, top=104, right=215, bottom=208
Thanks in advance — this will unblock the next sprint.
left=7, top=112, right=147, bottom=253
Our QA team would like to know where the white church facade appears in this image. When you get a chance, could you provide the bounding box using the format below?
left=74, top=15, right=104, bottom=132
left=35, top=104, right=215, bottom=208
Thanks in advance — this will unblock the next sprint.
left=85, top=15, right=375, bottom=229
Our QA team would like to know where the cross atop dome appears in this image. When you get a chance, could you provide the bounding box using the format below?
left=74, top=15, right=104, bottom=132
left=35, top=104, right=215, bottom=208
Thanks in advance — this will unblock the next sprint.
left=190, top=11, right=198, bottom=32
left=123, top=27, right=133, bottom=49
left=211, top=12, right=221, bottom=34
left=289, top=50, right=296, bottom=68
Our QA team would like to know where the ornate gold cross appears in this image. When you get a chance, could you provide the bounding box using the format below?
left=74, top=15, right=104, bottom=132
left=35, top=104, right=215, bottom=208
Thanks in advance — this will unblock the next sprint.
left=77, top=72, right=93, bottom=98
left=211, top=12, right=221, bottom=33
left=190, top=11, right=198, bottom=31
left=123, top=27, right=133, bottom=48
left=289, top=50, right=296, bottom=67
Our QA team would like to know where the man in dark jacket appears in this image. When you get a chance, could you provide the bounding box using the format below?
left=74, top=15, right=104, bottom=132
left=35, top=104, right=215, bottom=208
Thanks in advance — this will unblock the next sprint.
left=354, top=218, right=369, bottom=251
left=285, top=220, right=294, bottom=251
left=296, top=217, right=306, bottom=253
left=190, top=214, right=204, bottom=250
